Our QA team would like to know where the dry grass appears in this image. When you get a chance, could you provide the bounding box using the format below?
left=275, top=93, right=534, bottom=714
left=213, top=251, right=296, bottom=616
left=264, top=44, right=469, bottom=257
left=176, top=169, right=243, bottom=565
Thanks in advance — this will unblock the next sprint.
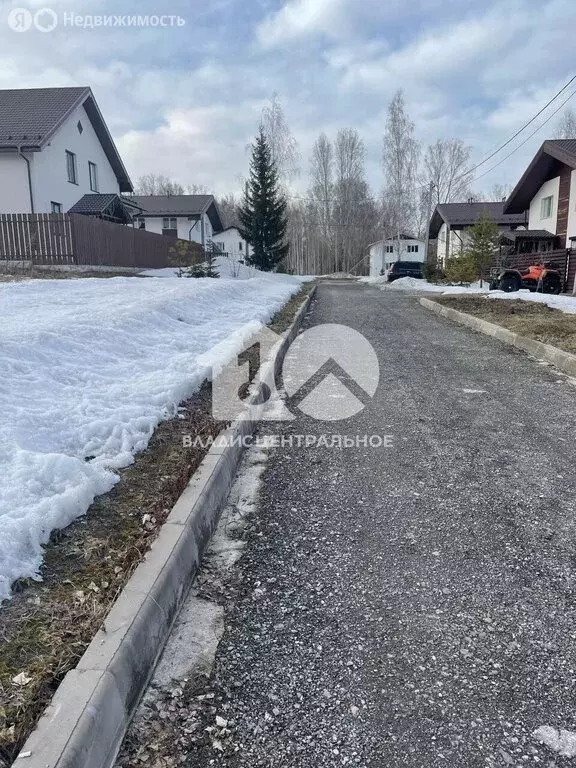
left=0, top=281, right=314, bottom=766
left=432, top=295, right=576, bottom=354
left=0, top=268, right=141, bottom=282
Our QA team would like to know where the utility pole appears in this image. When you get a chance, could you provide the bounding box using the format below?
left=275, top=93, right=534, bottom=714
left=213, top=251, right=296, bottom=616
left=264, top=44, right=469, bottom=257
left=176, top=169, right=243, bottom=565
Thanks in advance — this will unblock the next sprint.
left=424, top=181, right=436, bottom=264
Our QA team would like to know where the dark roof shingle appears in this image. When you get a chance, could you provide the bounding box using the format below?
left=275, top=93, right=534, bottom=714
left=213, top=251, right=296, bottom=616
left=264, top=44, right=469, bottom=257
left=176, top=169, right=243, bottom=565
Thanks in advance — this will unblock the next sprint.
left=429, top=201, right=526, bottom=237
left=0, top=86, right=132, bottom=192
left=436, top=201, right=526, bottom=225
left=128, top=195, right=224, bottom=232
left=0, top=87, right=89, bottom=147
left=504, top=139, right=576, bottom=214
left=500, top=229, right=555, bottom=241
left=128, top=195, right=214, bottom=216
left=68, top=193, right=119, bottom=215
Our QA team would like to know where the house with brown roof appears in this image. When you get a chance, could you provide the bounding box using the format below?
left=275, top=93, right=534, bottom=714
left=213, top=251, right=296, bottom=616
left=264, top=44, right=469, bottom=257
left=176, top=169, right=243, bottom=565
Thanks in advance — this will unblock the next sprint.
left=503, top=140, right=576, bottom=251
left=0, top=87, right=132, bottom=214
left=428, top=201, right=526, bottom=267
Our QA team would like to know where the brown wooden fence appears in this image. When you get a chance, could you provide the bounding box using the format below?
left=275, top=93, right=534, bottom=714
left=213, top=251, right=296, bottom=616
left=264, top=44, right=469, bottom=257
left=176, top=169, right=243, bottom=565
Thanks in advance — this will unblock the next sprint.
left=0, top=213, right=183, bottom=269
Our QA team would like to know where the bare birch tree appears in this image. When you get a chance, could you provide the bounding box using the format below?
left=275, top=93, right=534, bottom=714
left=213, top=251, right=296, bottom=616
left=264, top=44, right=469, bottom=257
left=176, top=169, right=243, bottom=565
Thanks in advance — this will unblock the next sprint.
left=423, top=139, right=473, bottom=206
left=334, top=128, right=377, bottom=273
left=382, top=90, right=420, bottom=247
left=555, top=108, right=576, bottom=139
left=217, top=194, right=241, bottom=228
left=260, top=93, right=300, bottom=184
left=488, top=183, right=513, bottom=201
left=134, top=174, right=186, bottom=195
left=308, top=133, right=334, bottom=273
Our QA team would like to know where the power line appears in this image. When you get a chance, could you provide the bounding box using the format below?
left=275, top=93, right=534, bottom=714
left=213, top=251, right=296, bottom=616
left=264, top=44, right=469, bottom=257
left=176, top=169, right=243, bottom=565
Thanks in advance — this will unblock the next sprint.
left=451, top=73, right=576, bottom=184
left=285, top=73, right=576, bottom=206
left=470, top=87, right=576, bottom=184
left=468, top=73, right=576, bottom=170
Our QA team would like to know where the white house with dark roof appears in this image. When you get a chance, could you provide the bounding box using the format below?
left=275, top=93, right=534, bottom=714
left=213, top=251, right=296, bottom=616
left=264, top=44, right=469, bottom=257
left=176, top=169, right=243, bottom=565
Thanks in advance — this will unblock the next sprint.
left=129, top=195, right=224, bottom=247
left=0, top=86, right=132, bottom=214
left=213, top=226, right=250, bottom=260
left=429, top=201, right=526, bottom=266
left=368, top=234, right=426, bottom=277
left=503, top=140, right=576, bottom=251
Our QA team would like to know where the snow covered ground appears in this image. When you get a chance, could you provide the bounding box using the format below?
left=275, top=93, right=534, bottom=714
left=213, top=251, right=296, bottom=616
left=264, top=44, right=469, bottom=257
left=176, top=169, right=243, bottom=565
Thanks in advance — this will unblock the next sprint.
left=142, top=255, right=259, bottom=281
left=0, top=270, right=304, bottom=600
left=141, top=255, right=310, bottom=282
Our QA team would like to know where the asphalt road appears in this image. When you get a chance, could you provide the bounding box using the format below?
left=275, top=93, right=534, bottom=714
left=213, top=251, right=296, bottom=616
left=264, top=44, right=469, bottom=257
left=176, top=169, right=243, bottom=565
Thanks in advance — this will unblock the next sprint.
left=174, top=282, right=576, bottom=766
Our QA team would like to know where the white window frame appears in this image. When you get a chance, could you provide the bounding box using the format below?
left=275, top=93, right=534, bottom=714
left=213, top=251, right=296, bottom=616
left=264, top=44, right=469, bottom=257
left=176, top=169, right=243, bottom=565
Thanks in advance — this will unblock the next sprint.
left=407, top=245, right=419, bottom=253
left=385, top=245, right=394, bottom=253
left=66, top=150, right=77, bottom=184
left=51, top=201, right=63, bottom=213
left=88, top=161, right=98, bottom=192
left=540, top=195, right=553, bottom=220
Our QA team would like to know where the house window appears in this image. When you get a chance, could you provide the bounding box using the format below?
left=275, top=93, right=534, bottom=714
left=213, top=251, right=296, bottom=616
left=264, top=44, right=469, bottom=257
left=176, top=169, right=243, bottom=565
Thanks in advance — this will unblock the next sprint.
left=385, top=245, right=394, bottom=253
left=162, top=217, right=177, bottom=236
left=51, top=202, right=63, bottom=213
left=135, top=217, right=146, bottom=230
left=66, top=150, right=77, bottom=184
left=540, top=195, right=553, bottom=219
left=238, top=241, right=243, bottom=251
left=215, top=242, right=225, bottom=252
left=88, top=162, right=98, bottom=192
left=77, top=121, right=83, bottom=134
left=407, top=244, right=419, bottom=253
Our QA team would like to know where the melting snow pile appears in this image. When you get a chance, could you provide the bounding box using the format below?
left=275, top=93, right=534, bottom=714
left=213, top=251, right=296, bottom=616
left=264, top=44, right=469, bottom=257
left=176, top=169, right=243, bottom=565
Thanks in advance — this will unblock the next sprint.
left=0, top=272, right=304, bottom=600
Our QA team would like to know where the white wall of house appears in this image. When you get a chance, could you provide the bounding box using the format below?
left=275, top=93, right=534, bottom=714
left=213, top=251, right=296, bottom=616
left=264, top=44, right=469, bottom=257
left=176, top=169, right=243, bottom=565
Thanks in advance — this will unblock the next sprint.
left=30, top=103, right=120, bottom=213
left=437, top=223, right=472, bottom=264
left=0, top=154, right=33, bottom=213
left=528, top=176, right=560, bottom=235
left=136, top=212, right=212, bottom=245
left=369, top=238, right=425, bottom=277
left=213, top=227, right=249, bottom=260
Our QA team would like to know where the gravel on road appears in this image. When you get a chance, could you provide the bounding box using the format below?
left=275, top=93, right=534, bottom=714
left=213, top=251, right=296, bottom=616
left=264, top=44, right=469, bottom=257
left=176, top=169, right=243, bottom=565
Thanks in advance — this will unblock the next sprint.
left=120, top=281, right=576, bottom=768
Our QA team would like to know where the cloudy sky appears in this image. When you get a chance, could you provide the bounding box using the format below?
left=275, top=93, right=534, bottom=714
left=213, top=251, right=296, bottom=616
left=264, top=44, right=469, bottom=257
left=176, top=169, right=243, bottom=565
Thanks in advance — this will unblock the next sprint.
left=1, top=0, right=575, bottom=198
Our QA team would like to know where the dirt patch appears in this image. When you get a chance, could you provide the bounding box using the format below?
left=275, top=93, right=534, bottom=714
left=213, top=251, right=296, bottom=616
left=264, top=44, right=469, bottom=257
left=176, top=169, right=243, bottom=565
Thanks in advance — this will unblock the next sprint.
left=0, top=268, right=142, bottom=282
left=0, top=281, right=314, bottom=766
left=431, top=295, right=576, bottom=355
left=0, top=383, right=223, bottom=766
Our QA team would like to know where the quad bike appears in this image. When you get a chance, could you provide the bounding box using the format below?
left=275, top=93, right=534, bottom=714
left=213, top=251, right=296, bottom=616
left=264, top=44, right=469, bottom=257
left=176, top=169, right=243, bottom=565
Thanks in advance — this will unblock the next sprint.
left=489, top=262, right=562, bottom=294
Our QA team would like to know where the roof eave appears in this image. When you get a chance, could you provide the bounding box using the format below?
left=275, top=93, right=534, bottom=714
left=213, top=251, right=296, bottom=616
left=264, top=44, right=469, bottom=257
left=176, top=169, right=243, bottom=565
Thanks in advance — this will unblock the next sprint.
left=428, top=207, right=446, bottom=238
left=0, top=145, right=42, bottom=153
left=504, top=140, right=576, bottom=214
left=81, top=92, right=134, bottom=193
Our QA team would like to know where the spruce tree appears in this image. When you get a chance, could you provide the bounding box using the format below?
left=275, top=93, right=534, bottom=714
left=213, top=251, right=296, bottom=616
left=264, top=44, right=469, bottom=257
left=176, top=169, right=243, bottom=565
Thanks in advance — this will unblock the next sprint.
left=238, top=128, right=289, bottom=271
left=466, top=214, right=500, bottom=286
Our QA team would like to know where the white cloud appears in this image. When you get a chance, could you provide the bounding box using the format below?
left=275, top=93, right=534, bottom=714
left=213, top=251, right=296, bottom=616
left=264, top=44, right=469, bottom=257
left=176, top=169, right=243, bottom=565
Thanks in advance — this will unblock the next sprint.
left=117, top=104, right=262, bottom=196
left=256, top=0, right=349, bottom=48
left=0, top=0, right=575, bottom=201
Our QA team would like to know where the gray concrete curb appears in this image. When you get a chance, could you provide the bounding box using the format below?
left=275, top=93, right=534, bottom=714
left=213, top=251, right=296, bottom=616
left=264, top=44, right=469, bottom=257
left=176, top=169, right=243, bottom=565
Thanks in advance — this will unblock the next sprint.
left=420, top=296, right=576, bottom=378
left=16, top=284, right=317, bottom=768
